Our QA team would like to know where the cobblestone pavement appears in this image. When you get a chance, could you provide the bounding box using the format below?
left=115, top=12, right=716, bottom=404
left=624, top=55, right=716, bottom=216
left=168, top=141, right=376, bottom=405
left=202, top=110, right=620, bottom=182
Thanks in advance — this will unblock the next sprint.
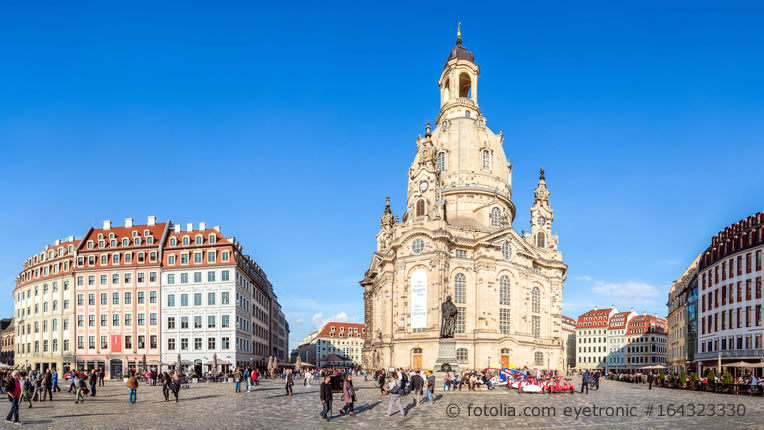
left=2, top=377, right=762, bottom=429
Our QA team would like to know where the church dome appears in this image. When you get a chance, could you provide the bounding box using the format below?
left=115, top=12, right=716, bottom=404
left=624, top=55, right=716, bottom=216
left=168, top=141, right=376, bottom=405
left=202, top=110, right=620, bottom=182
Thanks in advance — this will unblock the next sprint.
left=445, top=39, right=474, bottom=67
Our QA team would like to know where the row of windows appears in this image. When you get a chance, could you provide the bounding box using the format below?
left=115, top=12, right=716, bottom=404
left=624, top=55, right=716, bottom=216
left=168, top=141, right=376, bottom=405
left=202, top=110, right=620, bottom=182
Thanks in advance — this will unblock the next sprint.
left=77, top=271, right=158, bottom=286
left=168, top=234, right=218, bottom=247
left=78, top=251, right=158, bottom=267
left=77, top=334, right=157, bottom=350
left=167, top=315, right=230, bottom=329
left=701, top=334, right=763, bottom=353
left=701, top=305, right=763, bottom=334
left=167, top=270, right=229, bottom=284
left=166, top=336, right=230, bottom=351
left=17, top=339, right=69, bottom=354
left=167, top=250, right=229, bottom=265
left=434, top=150, right=492, bottom=173
left=19, top=261, right=72, bottom=283
left=703, top=250, right=763, bottom=289
left=17, top=280, right=69, bottom=302
left=77, top=291, right=157, bottom=306
left=166, top=291, right=231, bottom=307
left=701, top=277, right=762, bottom=312
left=77, top=313, right=158, bottom=327
left=17, top=318, right=70, bottom=336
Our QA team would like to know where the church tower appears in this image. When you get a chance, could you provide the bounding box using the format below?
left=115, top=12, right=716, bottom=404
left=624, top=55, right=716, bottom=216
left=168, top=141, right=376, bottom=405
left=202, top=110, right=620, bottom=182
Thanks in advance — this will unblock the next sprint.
left=361, top=28, right=567, bottom=373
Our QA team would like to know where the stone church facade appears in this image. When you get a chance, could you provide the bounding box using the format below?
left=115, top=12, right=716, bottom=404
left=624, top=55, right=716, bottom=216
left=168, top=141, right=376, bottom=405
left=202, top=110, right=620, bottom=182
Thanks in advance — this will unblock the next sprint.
left=361, top=32, right=567, bottom=371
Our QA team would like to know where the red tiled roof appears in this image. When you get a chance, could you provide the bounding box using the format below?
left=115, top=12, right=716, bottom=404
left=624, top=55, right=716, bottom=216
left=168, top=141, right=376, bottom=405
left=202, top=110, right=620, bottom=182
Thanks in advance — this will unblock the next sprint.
left=80, top=222, right=167, bottom=252
left=162, top=228, right=235, bottom=268
left=607, top=312, right=632, bottom=330
left=317, top=322, right=365, bottom=339
left=575, top=308, right=613, bottom=328
left=16, top=239, right=80, bottom=289
left=626, top=315, right=667, bottom=335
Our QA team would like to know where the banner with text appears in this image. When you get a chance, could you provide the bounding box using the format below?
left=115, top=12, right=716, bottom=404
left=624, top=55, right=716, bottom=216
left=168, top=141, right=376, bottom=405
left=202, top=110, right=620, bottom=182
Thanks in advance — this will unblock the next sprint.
left=410, top=268, right=427, bottom=329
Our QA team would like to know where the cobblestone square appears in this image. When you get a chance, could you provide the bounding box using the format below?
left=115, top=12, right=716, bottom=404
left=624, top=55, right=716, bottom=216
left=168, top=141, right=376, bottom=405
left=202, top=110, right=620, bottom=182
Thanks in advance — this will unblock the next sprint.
left=3, top=377, right=762, bottom=429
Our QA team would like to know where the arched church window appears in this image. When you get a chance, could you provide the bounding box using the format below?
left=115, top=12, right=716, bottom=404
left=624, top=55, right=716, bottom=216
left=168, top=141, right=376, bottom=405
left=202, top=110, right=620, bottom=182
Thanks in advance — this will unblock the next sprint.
left=437, top=152, right=446, bottom=172
left=416, top=200, right=425, bottom=217
left=454, top=273, right=466, bottom=304
left=458, top=73, right=471, bottom=98
left=490, top=207, right=502, bottom=227
left=536, top=232, right=545, bottom=248
left=532, top=287, right=541, bottom=313
left=443, top=79, right=450, bottom=102
left=482, top=150, right=490, bottom=170
left=413, top=347, right=423, bottom=354
left=499, top=276, right=510, bottom=306
left=535, top=351, right=543, bottom=365
left=501, top=348, right=511, bottom=354
left=465, top=110, right=470, bottom=118
left=456, top=347, right=468, bottom=362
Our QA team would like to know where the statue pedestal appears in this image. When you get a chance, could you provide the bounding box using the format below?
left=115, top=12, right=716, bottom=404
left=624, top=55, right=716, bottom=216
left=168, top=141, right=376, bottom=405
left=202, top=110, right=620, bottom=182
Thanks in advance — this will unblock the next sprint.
left=432, top=338, right=460, bottom=374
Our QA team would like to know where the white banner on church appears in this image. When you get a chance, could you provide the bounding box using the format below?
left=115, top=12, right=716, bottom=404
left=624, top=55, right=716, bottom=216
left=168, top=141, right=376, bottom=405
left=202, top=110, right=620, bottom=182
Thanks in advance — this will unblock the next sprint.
left=410, top=268, right=427, bottom=329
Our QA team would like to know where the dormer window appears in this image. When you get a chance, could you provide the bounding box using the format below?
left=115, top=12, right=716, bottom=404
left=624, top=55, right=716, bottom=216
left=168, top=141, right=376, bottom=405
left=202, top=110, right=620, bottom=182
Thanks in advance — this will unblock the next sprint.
left=146, top=237, right=154, bottom=245
left=132, top=231, right=139, bottom=238
left=196, top=235, right=203, bottom=245
left=122, top=238, right=129, bottom=246
left=110, top=233, right=115, bottom=239
left=87, top=241, right=94, bottom=249
left=110, top=240, right=117, bottom=247
left=98, top=234, right=104, bottom=240
left=134, top=237, right=142, bottom=246
left=98, top=240, right=105, bottom=248
left=170, top=238, right=177, bottom=247
left=209, top=235, right=216, bottom=244
left=183, top=237, right=190, bottom=246
left=144, top=229, right=150, bottom=237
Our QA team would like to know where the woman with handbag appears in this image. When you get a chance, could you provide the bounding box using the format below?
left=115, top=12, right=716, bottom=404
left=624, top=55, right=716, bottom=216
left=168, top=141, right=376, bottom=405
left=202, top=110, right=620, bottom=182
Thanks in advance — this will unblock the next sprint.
left=170, top=372, right=181, bottom=402
left=339, top=374, right=356, bottom=417
left=161, top=372, right=171, bottom=402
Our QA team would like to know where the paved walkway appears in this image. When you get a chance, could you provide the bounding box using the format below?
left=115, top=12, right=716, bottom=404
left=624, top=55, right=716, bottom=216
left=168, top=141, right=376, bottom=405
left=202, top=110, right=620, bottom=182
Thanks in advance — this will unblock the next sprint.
left=2, top=377, right=762, bottom=429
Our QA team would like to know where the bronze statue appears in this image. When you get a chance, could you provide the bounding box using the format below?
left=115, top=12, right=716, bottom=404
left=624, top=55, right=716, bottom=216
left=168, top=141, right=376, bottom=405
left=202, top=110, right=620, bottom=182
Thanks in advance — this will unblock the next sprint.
left=440, top=295, right=458, bottom=338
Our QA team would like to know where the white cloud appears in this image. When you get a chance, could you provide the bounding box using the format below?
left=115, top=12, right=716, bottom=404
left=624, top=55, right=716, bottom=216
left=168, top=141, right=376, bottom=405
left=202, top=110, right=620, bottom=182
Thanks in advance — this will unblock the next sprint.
left=591, top=280, right=663, bottom=305
left=312, top=312, right=361, bottom=330
left=664, top=259, right=680, bottom=265
left=575, top=275, right=593, bottom=281
left=294, top=317, right=304, bottom=325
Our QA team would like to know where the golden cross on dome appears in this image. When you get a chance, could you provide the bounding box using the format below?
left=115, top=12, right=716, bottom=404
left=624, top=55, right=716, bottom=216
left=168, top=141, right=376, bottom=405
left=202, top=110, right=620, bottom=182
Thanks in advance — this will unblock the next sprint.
left=457, top=22, right=461, bottom=40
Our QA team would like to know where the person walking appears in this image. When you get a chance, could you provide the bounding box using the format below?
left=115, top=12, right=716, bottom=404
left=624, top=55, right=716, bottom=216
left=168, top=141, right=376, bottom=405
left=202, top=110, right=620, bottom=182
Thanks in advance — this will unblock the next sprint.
left=594, top=370, right=600, bottom=390
left=252, top=368, right=258, bottom=386
left=18, top=375, right=32, bottom=409
left=5, top=370, right=22, bottom=425
left=233, top=368, right=242, bottom=393
left=68, top=371, right=77, bottom=393
left=319, top=375, right=333, bottom=422
left=161, top=372, right=171, bottom=402
left=244, top=367, right=251, bottom=393
left=52, top=369, right=60, bottom=393
left=285, top=369, right=294, bottom=396
left=74, top=374, right=86, bottom=404
left=378, top=369, right=387, bottom=396
left=126, top=372, right=138, bottom=404
left=581, top=370, right=590, bottom=394
left=339, top=374, right=356, bottom=417
left=426, top=370, right=435, bottom=405
left=89, top=369, right=97, bottom=397
left=385, top=372, right=405, bottom=417
left=304, top=370, right=310, bottom=387
left=171, top=373, right=181, bottom=402
left=647, top=372, right=654, bottom=390
left=410, top=370, right=424, bottom=407
left=42, top=369, right=53, bottom=402
left=98, top=368, right=105, bottom=387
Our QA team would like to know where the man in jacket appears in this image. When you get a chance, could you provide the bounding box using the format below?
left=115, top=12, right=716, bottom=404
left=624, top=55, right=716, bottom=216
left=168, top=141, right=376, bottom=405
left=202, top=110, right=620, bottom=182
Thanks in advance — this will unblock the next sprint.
left=5, top=370, right=22, bottom=425
left=88, top=369, right=97, bottom=397
left=581, top=370, right=590, bottom=394
left=319, top=375, right=333, bottom=422
left=98, top=368, right=105, bottom=387
left=410, top=370, right=424, bottom=407
left=647, top=372, right=654, bottom=390
left=42, top=369, right=53, bottom=402
left=285, top=369, right=294, bottom=396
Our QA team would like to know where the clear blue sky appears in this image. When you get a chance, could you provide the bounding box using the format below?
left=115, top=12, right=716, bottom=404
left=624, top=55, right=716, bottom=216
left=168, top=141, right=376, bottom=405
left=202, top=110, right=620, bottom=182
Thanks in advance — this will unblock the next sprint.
left=1, top=2, right=763, bottom=350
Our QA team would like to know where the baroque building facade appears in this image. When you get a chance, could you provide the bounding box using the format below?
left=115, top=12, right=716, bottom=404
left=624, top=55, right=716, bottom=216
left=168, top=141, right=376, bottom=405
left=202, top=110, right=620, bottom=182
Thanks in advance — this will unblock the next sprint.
left=361, top=33, right=567, bottom=371
left=667, top=253, right=700, bottom=374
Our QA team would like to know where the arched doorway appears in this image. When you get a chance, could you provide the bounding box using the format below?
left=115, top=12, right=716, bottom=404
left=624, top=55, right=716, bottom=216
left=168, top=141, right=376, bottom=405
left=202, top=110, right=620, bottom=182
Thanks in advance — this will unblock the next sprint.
left=500, top=348, right=511, bottom=369
left=412, top=348, right=423, bottom=370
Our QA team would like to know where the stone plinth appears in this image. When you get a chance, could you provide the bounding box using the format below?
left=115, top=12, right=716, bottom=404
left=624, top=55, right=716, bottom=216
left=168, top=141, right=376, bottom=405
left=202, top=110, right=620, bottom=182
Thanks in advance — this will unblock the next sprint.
left=433, top=338, right=459, bottom=373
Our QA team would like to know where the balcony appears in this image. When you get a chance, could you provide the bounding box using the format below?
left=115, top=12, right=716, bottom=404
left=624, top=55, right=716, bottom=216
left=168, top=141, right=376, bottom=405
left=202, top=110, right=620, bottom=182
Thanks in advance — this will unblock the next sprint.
left=695, top=349, right=764, bottom=361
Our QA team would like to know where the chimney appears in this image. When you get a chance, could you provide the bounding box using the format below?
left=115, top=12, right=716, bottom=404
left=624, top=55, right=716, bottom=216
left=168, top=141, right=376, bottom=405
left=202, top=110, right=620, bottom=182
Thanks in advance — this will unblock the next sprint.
left=186, top=223, right=193, bottom=232
left=214, top=226, right=220, bottom=232
left=199, top=222, right=206, bottom=230
left=593, top=306, right=598, bottom=311
left=68, top=235, right=74, bottom=241
left=611, top=304, right=615, bottom=309
left=147, top=216, right=156, bottom=226
left=55, top=239, right=61, bottom=245
left=125, top=218, right=134, bottom=228
left=173, top=224, right=180, bottom=233
left=103, top=220, right=112, bottom=230
left=630, top=307, right=634, bottom=313
left=643, top=311, right=647, bottom=316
